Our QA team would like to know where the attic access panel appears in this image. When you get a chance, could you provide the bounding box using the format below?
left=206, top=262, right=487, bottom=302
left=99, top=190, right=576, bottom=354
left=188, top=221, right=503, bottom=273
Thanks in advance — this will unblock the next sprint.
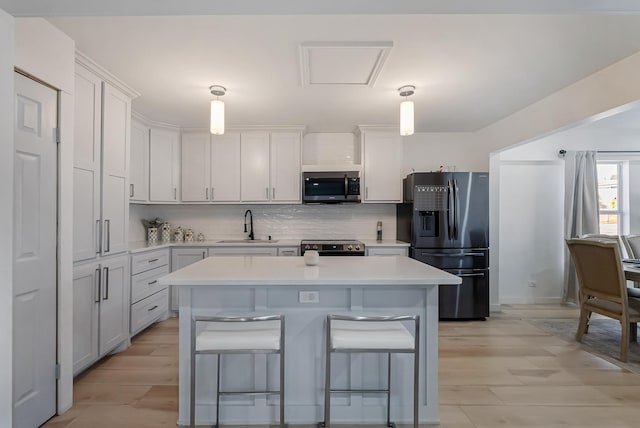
left=299, top=41, right=393, bottom=87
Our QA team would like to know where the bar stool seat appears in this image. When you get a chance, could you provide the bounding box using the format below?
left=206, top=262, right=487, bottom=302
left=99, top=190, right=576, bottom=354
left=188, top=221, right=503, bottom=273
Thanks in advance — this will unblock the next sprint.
left=320, top=314, right=420, bottom=428
left=190, top=314, right=285, bottom=428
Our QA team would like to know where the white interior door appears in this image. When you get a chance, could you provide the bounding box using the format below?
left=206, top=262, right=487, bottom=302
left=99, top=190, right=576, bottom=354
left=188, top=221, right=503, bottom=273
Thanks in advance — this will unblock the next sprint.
left=13, top=72, right=58, bottom=428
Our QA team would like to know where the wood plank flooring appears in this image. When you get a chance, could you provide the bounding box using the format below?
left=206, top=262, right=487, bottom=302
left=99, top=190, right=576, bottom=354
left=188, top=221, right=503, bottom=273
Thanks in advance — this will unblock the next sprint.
left=43, top=304, right=640, bottom=427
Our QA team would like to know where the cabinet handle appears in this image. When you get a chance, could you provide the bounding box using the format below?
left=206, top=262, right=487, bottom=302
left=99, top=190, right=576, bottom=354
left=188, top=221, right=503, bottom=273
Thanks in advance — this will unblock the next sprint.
left=130, top=183, right=135, bottom=198
left=104, top=219, right=111, bottom=253
left=272, top=187, right=276, bottom=199
left=148, top=280, right=158, bottom=285
left=94, top=268, right=101, bottom=303
left=174, top=187, right=177, bottom=200
left=96, top=220, right=101, bottom=254
left=266, top=187, right=269, bottom=199
left=205, top=187, right=209, bottom=200
left=148, top=258, right=159, bottom=263
left=202, top=251, right=206, bottom=258
left=103, top=267, right=110, bottom=300
left=147, top=305, right=159, bottom=312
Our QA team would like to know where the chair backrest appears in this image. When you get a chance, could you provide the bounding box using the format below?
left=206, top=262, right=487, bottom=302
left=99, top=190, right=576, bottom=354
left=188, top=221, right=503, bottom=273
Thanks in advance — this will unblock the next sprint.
left=622, top=234, right=640, bottom=259
left=566, top=238, right=627, bottom=304
left=580, top=233, right=627, bottom=258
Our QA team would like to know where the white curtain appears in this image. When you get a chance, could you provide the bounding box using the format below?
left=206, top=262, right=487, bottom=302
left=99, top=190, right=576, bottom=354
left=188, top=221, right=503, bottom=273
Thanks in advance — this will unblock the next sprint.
left=563, top=151, right=599, bottom=303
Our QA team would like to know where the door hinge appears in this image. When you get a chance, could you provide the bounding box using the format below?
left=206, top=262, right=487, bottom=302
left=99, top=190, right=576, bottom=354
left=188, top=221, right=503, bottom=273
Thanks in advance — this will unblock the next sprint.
left=55, top=363, right=61, bottom=380
left=55, top=127, right=61, bottom=144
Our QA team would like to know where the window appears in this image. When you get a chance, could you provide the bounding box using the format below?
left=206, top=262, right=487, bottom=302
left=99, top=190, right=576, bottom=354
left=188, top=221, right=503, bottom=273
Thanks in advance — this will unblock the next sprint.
left=597, top=161, right=627, bottom=235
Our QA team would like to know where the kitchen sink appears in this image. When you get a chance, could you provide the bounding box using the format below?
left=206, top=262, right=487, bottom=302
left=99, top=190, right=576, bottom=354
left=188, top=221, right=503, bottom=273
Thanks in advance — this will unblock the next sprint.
left=216, top=239, right=279, bottom=244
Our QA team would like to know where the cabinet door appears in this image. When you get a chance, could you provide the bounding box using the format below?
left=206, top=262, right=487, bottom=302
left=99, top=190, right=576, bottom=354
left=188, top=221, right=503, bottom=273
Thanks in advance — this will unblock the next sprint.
left=211, top=132, right=241, bottom=202
left=99, top=255, right=129, bottom=356
left=72, top=261, right=100, bottom=375
left=149, top=128, right=180, bottom=202
left=240, top=132, right=270, bottom=202
left=129, top=119, right=149, bottom=202
left=181, top=132, right=211, bottom=202
left=270, top=132, right=301, bottom=202
left=102, top=82, right=131, bottom=254
left=73, top=65, right=102, bottom=262
left=363, top=132, right=402, bottom=202
left=170, top=248, right=208, bottom=311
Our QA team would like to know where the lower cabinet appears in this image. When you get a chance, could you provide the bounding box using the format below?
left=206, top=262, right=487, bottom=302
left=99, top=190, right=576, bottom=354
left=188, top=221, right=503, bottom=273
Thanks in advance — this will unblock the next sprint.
left=170, top=247, right=209, bottom=312
left=73, top=254, right=129, bottom=376
left=130, top=248, right=170, bottom=336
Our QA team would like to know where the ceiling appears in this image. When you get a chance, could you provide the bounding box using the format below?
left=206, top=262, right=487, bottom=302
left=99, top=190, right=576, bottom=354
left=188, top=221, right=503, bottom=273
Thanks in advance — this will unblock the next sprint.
left=6, top=1, right=640, bottom=133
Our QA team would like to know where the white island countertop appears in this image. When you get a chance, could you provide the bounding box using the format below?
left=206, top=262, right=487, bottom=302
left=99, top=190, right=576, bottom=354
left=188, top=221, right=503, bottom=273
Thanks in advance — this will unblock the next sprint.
left=158, top=255, right=461, bottom=287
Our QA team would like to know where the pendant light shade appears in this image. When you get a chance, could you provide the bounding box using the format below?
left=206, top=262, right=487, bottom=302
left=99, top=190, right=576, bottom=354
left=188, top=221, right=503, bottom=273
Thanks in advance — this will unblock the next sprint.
left=398, top=85, right=415, bottom=136
left=209, top=85, right=226, bottom=135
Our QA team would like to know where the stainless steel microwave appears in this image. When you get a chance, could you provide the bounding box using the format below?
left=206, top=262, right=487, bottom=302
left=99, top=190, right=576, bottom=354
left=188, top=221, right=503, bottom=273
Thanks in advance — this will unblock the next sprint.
left=302, top=171, right=361, bottom=203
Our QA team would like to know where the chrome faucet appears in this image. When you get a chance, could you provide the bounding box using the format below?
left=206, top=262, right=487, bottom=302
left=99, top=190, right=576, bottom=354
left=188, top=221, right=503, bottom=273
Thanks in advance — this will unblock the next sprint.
left=244, top=209, right=254, bottom=240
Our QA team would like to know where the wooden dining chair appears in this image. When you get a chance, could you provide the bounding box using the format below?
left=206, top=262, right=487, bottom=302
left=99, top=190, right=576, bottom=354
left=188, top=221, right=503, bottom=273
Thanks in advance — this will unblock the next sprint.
left=622, top=234, right=640, bottom=259
left=566, top=238, right=640, bottom=362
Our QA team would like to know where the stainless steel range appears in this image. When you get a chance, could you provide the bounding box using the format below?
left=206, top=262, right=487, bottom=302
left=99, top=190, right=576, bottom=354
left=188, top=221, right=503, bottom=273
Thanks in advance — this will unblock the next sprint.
left=300, top=239, right=365, bottom=256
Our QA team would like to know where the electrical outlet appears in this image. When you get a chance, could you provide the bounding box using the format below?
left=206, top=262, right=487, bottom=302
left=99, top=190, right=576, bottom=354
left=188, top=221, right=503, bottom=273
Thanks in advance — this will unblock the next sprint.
left=528, top=280, right=537, bottom=287
left=299, top=291, right=319, bottom=303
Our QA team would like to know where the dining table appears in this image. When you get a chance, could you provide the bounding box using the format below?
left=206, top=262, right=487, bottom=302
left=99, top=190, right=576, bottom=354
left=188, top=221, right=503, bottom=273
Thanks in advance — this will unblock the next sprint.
left=624, top=263, right=640, bottom=283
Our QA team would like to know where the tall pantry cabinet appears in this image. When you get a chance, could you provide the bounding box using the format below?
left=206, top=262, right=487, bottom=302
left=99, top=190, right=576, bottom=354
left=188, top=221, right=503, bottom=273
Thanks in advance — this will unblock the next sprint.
left=72, top=53, right=138, bottom=375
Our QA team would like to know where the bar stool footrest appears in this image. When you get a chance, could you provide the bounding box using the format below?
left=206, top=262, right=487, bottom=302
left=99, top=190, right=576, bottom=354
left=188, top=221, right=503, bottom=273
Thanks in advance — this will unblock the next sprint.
left=330, top=388, right=390, bottom=394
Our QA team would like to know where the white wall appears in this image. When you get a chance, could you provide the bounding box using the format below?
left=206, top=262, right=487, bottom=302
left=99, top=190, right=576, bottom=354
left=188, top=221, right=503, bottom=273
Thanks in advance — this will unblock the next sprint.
left=130, top=203, right=396, bottom=243
left=0, top=9, right=14, bottom=428
left=14, top=17, right=75, bottom=413
left=402, top=132, right=485, bottom=174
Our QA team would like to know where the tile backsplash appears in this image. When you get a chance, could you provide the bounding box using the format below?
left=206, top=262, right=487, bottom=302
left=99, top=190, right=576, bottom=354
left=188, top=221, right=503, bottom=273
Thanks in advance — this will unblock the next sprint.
left=129, top=203, right=397, bottom=242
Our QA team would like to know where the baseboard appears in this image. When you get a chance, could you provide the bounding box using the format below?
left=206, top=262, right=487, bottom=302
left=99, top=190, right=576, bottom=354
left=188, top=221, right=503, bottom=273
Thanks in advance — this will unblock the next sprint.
left=498, top=296, right=564, bottom=305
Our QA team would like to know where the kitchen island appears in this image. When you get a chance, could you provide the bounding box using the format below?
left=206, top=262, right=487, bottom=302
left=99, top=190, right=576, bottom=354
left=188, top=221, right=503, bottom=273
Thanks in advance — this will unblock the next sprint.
left=158, top=255, right=461, bottom=426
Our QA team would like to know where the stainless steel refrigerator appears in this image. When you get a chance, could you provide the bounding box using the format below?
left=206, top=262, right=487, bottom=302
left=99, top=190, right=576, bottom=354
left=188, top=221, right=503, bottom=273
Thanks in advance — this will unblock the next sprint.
left=397, top=172, right=489, bottom=319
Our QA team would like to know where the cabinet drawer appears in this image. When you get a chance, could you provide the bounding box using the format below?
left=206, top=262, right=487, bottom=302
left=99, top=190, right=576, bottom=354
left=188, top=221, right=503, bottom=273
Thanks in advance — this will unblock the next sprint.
left=277, top=247, right=300, bottom=256
left=131, top=264, right=169, bottom=304
left=131, top=249, right=169, bottom=275
left=131, top=289, right=168, bottom=335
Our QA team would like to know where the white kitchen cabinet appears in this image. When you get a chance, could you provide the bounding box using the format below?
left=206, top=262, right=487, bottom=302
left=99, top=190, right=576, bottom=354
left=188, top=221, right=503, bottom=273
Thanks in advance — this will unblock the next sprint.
left=73, top=61, right=132, bottom=261
left=241, top=132, right=271, bottom=202
left=277, top=246, right=300, bottom=256
left=270, top=132, right=301, bottom=202
left=129, top=118, right=149, bottom=202
left=149, top=127, right=180, bottom=202
left=130, top=249, right=169, bottom=336
left=170, top=247, right=208, bottom=311
left=211, top=133, right=241, bottom=202
left=362, top=131, right=402, bottom=203
left=209, top=247, right=278, bottom=256
left=366, top=247, right=409, bottom=256
left=181, top=132, right=210, bottom=202
left=180, top=132, right=242, bottom=202
left=72, top=254, right=129, bottom=376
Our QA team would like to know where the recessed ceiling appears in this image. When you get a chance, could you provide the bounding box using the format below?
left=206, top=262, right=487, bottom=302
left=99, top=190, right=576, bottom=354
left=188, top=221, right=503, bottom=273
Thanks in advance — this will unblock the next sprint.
left=40, top=14, right=640, bottom=133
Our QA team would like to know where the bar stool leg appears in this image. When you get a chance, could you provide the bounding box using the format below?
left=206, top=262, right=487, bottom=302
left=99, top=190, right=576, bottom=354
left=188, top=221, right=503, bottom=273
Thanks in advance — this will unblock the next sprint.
left=190, top=318, right=197, bottom=428
left=216, top=354, right=221, bottom=428
left=322, top=317, right=332, bottom=428
left=280, top=320, right=285, bottom=428
left=387, top=352, right=392, bottom=428
left=414, top=318, right=420, bottom=428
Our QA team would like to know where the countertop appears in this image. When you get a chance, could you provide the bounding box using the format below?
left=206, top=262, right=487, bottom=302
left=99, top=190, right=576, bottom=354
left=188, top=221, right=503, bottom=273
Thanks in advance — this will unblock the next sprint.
left=158, top=255, right=460, bottom=286
left=128, top=239, right=409, bottom=254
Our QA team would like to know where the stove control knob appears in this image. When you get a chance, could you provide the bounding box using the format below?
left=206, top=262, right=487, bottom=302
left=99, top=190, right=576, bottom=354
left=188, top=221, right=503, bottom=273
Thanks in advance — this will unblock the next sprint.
left=304, top=244, right=311, bottom=250
left=347, top=245, right=353, bottom=251
left=355, top=245, right=360, bottom=251
left=312, top=245, right=318, bottom=250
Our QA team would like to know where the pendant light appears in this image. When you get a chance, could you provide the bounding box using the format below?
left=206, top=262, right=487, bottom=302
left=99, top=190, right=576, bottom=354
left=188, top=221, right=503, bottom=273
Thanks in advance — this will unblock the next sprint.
left=398, top=85, right=415, bottom=136
left=209, top=85, right=226, bottom=135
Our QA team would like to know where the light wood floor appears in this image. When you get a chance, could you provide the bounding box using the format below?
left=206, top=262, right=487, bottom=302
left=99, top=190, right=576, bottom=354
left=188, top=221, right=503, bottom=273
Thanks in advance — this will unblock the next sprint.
left=43, top=304, right=640, bottom=427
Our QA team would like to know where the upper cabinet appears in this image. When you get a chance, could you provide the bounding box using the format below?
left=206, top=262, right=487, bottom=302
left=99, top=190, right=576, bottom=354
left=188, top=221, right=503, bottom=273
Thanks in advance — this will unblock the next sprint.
left=129, top=118, right=149, bottom=203
left=361, top=130, right=402, bottom=203
left=180, top=131, right=241, bottom=203
left=179, top=129, right=301, bottom=204
left=73, top=56, right=137, bottom=262
left=149, top=127, right=180, bottom=203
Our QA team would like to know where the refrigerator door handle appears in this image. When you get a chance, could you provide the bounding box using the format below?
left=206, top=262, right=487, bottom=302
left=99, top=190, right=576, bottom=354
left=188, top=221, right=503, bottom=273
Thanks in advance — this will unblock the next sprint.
left=453, top=178, right=460, bottom=240
left=447, top=179, right=454, bottom=240
left=456, top=273, right=486, bottom=278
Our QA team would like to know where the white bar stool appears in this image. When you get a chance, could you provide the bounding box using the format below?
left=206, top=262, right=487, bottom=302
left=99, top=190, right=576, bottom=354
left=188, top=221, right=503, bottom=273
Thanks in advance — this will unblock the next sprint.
left=190, top=314, right=285, bottom=428
left=319, top=314, right=420, bottom=428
